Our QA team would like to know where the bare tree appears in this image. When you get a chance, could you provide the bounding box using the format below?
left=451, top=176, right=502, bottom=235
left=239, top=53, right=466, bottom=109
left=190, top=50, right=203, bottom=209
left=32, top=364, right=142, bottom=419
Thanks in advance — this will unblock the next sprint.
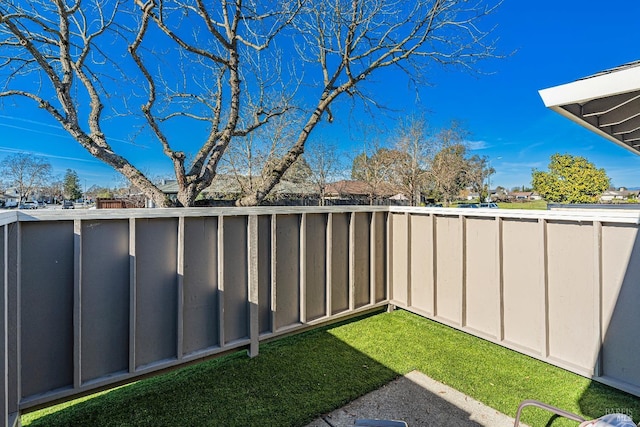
left=306, top=141, right=342, bottom=206
left=391, top=116, right=436, bottom=206
left=41, top=178, right=64, bottom=204
left=466, top=154, right=494, bottom=201
left=430, top=144, right=466, bottom=205
left=220, top=113, right=311, bottom=201
left=219, top=126, right=279, bottom=199
left=351, top=141, right=399, bottom=205
left=0, top=153, right=52, bottom=202
left=0, top=0, right=500, bottom=207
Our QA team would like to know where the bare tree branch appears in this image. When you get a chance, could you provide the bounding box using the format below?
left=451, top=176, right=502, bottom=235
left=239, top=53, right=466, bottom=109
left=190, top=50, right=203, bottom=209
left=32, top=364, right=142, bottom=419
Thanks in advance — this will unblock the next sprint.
left=0, top=0, right=501, bottom=207
left=238, top=0, right=501, bottom=205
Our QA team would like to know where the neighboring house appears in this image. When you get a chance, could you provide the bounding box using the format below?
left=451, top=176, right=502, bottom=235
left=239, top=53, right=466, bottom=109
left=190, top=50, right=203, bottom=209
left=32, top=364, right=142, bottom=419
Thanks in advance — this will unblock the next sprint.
left=323, top=180, right=404, bottom=205
left=462, top=188, right=505, bottom=202
left=3, top=188, right=20, bottom=207
left=2, top=187, right=46, bottom=206
left=599, top=188, right=640, bottom=202
left=157, top=175, right=318, bottom=206
left=509, top=191, right=532, bottom=201
left=491, top=188, right=509, bottom=200
left=508, top=191, right=543, bottom=201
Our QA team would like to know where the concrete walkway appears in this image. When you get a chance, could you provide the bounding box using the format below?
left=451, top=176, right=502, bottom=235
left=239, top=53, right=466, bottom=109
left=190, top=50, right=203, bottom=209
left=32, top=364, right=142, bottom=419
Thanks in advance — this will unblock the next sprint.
left=304, top=371, right=523, bottom=427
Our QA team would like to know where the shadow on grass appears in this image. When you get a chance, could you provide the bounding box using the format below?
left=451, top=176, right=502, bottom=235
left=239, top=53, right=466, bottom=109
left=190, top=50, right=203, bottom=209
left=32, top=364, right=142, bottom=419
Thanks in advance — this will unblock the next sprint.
left=24, top=327, right=393, bottom=426
left=578, top=381, right=640, bottom=423
left=22, top=313, right=492, bottom=427
left=23, top=309, right=640, bottom=426
left=577, top=224, right=640, bottom=424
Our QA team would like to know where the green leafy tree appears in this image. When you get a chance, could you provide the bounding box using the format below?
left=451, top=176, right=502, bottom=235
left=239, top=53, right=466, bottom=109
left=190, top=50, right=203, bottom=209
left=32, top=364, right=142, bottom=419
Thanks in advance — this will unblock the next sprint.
left=426, top=122, right=473, bottom=205
left=63, top=169, right=83, bottom=201
left=532, top=154, right=610, bottom=203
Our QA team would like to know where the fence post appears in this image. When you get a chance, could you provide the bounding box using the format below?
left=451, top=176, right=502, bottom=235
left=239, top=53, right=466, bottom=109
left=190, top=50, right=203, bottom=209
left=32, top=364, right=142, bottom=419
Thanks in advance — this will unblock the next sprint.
left=248, top=215, right=259, bottom=358
left=1, top=225, right=8, bottom=426
left=3, top=223, right=20, bottom=427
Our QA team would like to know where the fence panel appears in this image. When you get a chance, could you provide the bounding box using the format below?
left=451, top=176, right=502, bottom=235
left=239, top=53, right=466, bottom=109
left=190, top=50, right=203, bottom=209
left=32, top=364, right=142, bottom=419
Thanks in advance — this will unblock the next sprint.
left=464, top=217, right=500, bottom=339
left=501, top=218, right=544, bottom=354
left=222, top=216, right=249, bottom=344
left=391, top=206, right=640, bottom=398
left=134, top=218, right=179, bottom=369
left=601, top=223, right=640, bottom=388
left=353, top=212, right=371, bottom=309
left=546, top=220, right=598, bottom=372
left=274, top=214, right=301, bottom=331
left=373, top=212, right=387, bottom=304
left=390, top=213, right=408, bottom=306
left=434, top=215, right=463, bottom=326
left=4, top=205, right=640, bottom=426
left=304, top=214, right=327, bottom=322
left=20, top=221, right=74, bottom=400
left=183, top=217, right=219, bottom=355
left=81, top=219, right=130, bottom=384
left=257, top=216, right=272, bottom=335
left=330, top=213, right=350, bottom=314
left=408, top=214, right=434, bottom=315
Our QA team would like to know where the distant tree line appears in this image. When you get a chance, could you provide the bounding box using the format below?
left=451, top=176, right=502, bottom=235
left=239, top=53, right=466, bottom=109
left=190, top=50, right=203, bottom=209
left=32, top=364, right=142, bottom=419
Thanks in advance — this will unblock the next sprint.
left=0, top=153, right=140, bottom=205
left=0, top=151, right=616, bottom=208
left=350, top=118, right=493, bottom=206
left=0, top=117, right=496, bottom=207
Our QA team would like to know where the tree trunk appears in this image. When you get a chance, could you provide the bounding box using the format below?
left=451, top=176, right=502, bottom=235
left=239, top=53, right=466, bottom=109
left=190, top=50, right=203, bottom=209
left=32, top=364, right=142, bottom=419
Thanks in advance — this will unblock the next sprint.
left=176, top=184, right=198, bottom=208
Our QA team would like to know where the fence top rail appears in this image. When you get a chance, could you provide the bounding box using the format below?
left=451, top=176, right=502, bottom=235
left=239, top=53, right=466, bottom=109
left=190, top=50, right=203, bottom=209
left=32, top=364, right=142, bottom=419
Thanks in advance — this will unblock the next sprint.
left=0, top=211, right=17, bottom=227
left=4, top=204, right=640, bottom=225
left=389, top=206, right=640, bottom=224
left=10, top=205, right=390, bottom=222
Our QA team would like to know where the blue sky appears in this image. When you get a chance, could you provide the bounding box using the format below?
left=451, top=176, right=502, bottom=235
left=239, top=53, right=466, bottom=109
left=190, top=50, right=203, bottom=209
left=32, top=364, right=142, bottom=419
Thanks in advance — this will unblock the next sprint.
left=1, top=0, right=639, bottom=191
left=427, top=0, right=640, bottom=190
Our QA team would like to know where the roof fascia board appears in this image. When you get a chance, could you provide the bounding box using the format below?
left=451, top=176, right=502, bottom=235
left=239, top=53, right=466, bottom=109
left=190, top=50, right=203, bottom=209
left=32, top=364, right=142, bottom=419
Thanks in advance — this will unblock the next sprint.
left=539, top=65, right=640, bottom=107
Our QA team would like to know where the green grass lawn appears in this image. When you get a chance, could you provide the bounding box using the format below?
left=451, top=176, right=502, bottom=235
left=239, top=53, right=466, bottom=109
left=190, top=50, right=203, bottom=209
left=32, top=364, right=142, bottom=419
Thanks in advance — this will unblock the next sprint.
left=22, top=310, right=639, bottom=426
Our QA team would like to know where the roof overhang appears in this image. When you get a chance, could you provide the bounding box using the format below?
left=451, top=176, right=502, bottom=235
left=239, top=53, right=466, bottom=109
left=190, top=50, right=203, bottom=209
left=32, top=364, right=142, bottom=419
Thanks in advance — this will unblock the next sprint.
left=539, top=61, right=640, bottom=155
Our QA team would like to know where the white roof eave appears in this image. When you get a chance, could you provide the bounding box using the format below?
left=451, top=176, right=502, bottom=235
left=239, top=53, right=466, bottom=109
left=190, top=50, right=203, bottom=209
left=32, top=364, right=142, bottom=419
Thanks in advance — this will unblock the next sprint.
left=538, top=62, right=640, bottom=156
left=539, top=65, right=640, bottom=108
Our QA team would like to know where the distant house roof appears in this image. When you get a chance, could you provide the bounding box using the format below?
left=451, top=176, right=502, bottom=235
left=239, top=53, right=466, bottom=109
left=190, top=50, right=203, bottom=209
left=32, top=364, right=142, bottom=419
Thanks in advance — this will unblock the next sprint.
left=539, top=61, right=640, bottom=155
left=510, top=191, right=533, bottom=198
left=600, top=189, right=639, bottom=199
left=324, top=180, right=399, bottom=198
left=157, top=175, right=316, bottom=197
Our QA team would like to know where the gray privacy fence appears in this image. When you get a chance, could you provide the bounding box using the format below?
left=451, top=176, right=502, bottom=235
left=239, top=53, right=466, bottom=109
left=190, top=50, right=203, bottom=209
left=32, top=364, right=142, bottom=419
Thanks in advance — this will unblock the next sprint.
left=0, top=207, right=388, bottom=426
left=388, top=207, right=640, bottom=401
left=1, top=205, right=640, bottom=425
